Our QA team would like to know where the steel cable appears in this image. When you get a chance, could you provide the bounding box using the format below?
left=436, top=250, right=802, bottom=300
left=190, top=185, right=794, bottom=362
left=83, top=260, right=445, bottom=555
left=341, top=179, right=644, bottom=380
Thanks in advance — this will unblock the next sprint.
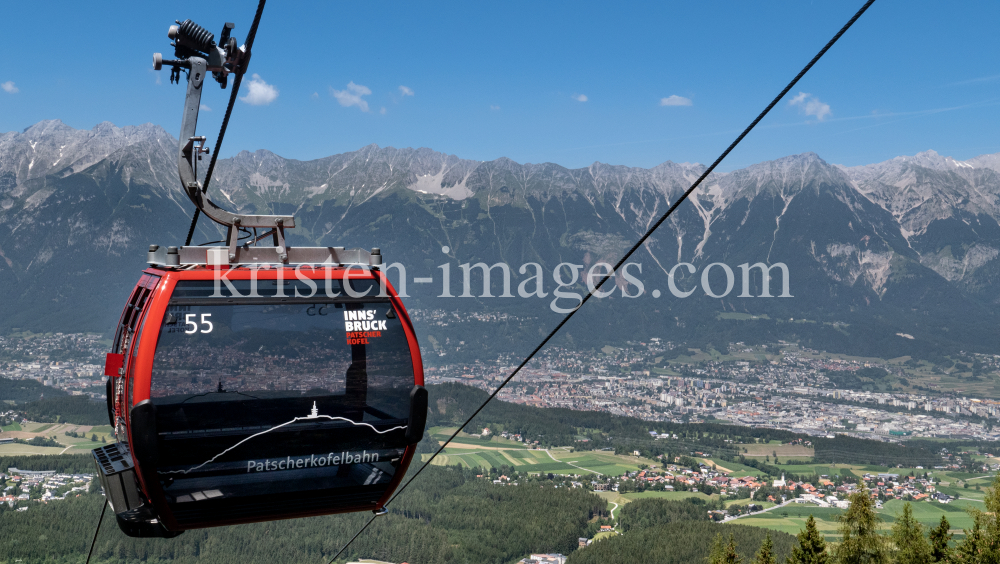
left=84, top=500, right=108, bottom=564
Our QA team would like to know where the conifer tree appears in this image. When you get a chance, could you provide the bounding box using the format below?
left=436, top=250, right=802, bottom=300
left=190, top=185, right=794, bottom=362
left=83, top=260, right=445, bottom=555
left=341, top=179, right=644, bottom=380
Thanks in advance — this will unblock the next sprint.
left=708, top=533, right=743, bottom=564
left=709, top=533, right=726, bottom=564
left=752, top=532, right=776, bottom=564
left=724, top=533, right=744, bottom=564
left=832, top=483, right=889, bottom=564
left=928, top=515, right=951, bottom=563
left=890, top=502, right=931, bottom=564
left=955, top=473, right=1000, bottom=562
left=787, top=515, right=828, bottom=564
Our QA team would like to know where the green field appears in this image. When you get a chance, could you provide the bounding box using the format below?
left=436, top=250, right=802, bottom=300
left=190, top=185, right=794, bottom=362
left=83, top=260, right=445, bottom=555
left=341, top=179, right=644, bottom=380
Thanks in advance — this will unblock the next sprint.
left=623, top=491, right=717, bottom=503
left=738, top=443, right=814, bottom=458
left=0, top=421, right=21, bottom=432
left=703, top=458, right=767, bottom=477
left=429, top=427, right=530, bottom=449
left=0, top=443, right=67, bottom=455
left=771, top=463, right=872, bottom=478
left=735, top=500, right=982, bottom=540
left=425, top=445, right=652, bottom=476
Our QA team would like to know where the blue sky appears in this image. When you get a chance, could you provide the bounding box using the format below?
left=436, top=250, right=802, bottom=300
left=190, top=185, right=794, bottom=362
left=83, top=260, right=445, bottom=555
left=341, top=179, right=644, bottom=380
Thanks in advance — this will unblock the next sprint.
left=1, top=1, right=997, bottom=171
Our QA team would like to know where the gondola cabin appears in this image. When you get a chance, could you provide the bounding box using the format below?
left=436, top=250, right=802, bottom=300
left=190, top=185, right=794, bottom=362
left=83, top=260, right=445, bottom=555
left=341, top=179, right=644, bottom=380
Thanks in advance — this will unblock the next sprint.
left=94, top=263, right=426, bottom=537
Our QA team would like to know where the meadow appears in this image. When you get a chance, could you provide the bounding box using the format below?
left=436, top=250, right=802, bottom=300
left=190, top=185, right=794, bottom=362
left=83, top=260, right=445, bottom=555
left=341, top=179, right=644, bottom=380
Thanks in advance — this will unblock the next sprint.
left=734, top=498, right=985, bottom=540
left=425, top=426, right=655, bottom=476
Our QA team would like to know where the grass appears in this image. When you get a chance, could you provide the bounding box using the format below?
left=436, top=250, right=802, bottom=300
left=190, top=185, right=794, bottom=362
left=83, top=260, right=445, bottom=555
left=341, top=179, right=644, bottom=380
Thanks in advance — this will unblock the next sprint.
left=737, top=443, right=815, bottom=458
left=623, top=490, right=717, bottom=502
left=592, top=531, right=618, bottom=542
left=595, top=490, right=631, bottom=506
left=701, top=458, right=768, bottom=477
left=736, top=500, right=980, bottom=540
left=770, top=463, right=872, bottom=477
left=424, top=446, right=652, bottom=477
left=32, top=423, right=55, bottom=433
left=0, top=444, right=67, bottom=455
left=1, top=421, right=21, bottom=432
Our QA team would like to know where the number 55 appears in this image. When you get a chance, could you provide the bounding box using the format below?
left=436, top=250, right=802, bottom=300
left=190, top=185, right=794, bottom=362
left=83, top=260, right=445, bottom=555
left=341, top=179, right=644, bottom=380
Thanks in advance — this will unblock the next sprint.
left=184, top=313, right=214, bottom=334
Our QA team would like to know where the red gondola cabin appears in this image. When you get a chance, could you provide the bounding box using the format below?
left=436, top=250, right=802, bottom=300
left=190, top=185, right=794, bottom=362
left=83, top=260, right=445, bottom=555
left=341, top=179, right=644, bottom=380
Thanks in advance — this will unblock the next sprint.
left=94, top=265, right=426, bottom=537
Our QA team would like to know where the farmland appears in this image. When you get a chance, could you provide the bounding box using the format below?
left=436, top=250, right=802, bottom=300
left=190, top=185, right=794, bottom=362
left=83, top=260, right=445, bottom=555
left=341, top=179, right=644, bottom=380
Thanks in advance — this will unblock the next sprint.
left=737, top=442, right=815, bottom=459
left=0, top=421, right=113, bottom=455
left=733, top=498, right=985, bottom=540
left=424, top=426, right=655, bottom=476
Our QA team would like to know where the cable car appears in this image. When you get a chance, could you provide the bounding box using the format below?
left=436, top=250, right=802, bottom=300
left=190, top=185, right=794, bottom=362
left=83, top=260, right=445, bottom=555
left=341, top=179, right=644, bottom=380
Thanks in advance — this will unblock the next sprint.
left=91, top=14, right=426, bottom=537
left=95, top=259, right=426, bottom=537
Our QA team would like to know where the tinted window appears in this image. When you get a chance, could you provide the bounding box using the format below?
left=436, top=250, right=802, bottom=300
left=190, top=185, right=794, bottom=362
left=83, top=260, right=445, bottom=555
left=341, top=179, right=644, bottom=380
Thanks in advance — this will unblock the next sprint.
left=146, top=281, right=416, bottom=517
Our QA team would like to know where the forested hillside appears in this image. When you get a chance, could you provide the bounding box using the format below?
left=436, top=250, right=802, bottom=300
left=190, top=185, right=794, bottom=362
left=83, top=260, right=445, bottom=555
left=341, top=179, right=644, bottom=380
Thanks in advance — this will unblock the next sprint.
left=567, top=521, right=796, bottom=564
left=0, top=465, right=605, bottom=564
left=0, top=375, right=67, bottom=403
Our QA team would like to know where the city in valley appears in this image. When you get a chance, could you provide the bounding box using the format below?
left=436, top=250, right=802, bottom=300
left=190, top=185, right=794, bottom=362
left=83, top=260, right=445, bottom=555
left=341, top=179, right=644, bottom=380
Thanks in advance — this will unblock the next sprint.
left=3, top=321, right=1000, bottom=443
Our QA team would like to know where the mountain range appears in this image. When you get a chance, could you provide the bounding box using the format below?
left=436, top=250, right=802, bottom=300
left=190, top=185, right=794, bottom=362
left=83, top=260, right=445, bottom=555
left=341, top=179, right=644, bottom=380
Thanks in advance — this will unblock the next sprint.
left=2, top=119, right=1000, bottom=361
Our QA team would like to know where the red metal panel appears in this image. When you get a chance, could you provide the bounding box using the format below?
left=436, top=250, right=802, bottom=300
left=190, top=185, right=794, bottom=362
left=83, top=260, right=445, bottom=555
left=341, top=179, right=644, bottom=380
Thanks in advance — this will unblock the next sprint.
left=104, top=353, right=124, bottom=377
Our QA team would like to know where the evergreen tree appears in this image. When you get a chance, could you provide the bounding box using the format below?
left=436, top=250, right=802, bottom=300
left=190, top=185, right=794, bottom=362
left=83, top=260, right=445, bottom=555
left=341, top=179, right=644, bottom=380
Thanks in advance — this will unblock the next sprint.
left=832, top=484, right=889, bottom=564
left=709, top=533, right=744, bottom=564
left=787, top=515, right=828, bottom=564
left=753, top=532, right=776, bottom=564
left=709, top=533, right=726, bottom=564
left=928, top=515, right=951, bottom=563
left=890, top=502, right=931, bottom=564
left=955, top=473, right=1000, bottom=562
left=725, top=534, right=744, bottom=564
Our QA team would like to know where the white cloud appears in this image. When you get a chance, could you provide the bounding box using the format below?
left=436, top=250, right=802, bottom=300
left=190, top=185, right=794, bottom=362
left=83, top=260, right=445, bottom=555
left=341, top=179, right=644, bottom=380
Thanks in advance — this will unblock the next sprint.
left=240, top=74, right=279, bottom=105
left=660, top=95, right=692, bottom=106
left=2, top=81, right=19, bottom=94
left=490, top=105, right=501, bottom=111
left=788, top=91, right=831, bottom=120
left=573, top=94, right=588, bottom=102
left=399, top=85, right=414, bottom=96
left=311, top=92, right=319, bottom=100
left=330, top=82, right=372, bottom=112
left=200, top=104, right=211, bottom=111
left=380, top=107, right=387, bottom=115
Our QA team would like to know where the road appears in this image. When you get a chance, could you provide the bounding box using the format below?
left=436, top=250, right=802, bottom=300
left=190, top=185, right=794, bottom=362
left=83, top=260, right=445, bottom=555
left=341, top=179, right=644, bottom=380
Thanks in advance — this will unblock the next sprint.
left=542, top=449, right=604, bottom=475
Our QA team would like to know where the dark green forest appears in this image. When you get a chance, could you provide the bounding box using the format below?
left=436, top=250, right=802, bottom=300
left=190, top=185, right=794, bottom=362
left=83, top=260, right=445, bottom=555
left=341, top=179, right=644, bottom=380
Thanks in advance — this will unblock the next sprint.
left=0, top=464, right=609, bottom=564
left=0, top=375, right=68, bottom=402
left=21, top=395, right=109, bottom=425
left=1, top=376, right=108, bottom=425
left=616, top=497, right=709, bottom=532
left=566, top=521, right=796, bottom=564
left=0, top=454, right=97, bottom=474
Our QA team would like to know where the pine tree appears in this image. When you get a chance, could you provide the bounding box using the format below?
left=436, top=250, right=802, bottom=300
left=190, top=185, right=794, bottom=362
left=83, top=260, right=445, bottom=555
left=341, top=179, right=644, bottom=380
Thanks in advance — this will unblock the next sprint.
left=891, top=502, right=932, bottom=564
left=955, top=473, right=1000, bottom=562
left=724, top=533, right=744, bottom=564
left=832, top=483, right=889, bottom=564
left=709, top=533, right=744, bottom=564
left=753, top=532, right=776, bottom=564
left=928, top=515, right=951, bottom=562
left=709, top=533, right=726, bottom=564
left=787, top=515, right=828, bottom=564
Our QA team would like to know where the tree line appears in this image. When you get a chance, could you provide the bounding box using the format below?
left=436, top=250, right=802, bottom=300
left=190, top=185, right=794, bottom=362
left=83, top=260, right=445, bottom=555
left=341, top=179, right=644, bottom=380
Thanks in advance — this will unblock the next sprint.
left=0, top=463, right=606, bottom=563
